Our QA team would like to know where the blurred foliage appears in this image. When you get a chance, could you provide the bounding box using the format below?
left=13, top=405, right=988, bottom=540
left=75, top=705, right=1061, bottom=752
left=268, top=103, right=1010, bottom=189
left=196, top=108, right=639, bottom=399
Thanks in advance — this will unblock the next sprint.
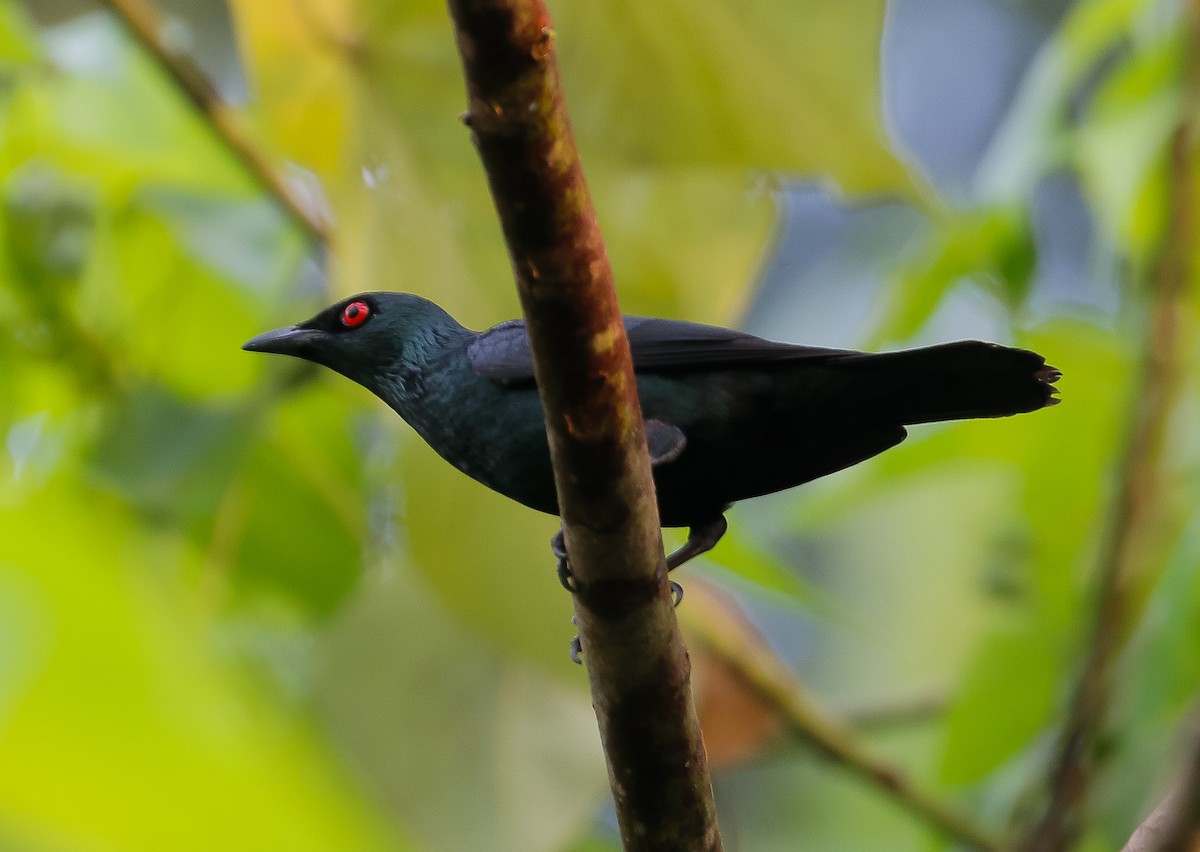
left=1, top=0, right=1199, bottom=849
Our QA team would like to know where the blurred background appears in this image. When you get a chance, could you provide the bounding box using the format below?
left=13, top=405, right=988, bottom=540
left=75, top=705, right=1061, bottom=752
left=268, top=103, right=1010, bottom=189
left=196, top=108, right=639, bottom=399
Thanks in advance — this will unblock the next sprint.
left=1, top=0, right=1196, bottom=849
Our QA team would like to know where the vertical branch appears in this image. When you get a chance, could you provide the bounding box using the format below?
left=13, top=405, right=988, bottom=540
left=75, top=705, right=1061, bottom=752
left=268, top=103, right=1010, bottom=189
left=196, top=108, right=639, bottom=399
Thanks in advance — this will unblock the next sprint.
left=1019, top=6, right=1200, bottom=849
left=444, top=2, right=721, bottom=850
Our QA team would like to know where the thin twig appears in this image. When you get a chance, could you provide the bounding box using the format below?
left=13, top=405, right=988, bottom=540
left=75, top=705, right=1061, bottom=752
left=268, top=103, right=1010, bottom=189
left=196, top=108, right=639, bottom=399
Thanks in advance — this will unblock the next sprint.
left=445, top=2, right=721, bottom=849
left=1017, top=5, right=1200, bottom=849
left=681, top=587, right=1003, bottom=851
left=842, top=689, right=949, bottom=730
left=97, top=0, right=330, bottom=245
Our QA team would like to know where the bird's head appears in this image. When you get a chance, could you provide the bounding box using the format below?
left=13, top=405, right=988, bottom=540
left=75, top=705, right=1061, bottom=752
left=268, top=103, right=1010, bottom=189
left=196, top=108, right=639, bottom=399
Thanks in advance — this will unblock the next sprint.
left=243, top=292, right=464, bottom=396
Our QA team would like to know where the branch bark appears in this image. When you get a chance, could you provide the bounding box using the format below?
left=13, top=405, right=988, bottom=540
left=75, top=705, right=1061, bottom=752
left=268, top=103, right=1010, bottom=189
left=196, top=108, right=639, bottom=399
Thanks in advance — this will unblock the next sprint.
left=1018, top=5, right=1200, bottom=848
left=444, top=3, right=721, bottom=849
left=98, top=0, right=330, bottom=245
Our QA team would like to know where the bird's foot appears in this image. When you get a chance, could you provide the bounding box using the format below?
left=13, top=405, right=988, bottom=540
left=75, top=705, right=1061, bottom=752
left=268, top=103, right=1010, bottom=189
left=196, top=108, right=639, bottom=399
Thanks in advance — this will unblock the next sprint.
left=557, top=527, right=682, bottom=664
left=567, top=615, right=583, bottom=665
left=552, top=529, right=577, bottom=592
left=556, top=532, right=584, bottom=664
left=666, top=516, right=729, bottom=571
left=566, top=581, right=679, bottom=665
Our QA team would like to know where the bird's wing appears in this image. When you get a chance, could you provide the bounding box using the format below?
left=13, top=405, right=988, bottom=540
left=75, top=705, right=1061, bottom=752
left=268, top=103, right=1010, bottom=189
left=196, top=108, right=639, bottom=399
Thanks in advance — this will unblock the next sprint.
left=645, top=419, right=686, bottom=466
left=467, top=316, right=856, bottom=382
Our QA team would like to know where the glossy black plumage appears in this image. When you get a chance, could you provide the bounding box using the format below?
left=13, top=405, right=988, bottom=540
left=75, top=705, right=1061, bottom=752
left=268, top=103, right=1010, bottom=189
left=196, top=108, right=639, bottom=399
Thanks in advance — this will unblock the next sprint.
left=244, top=292, right=1060, bottom=538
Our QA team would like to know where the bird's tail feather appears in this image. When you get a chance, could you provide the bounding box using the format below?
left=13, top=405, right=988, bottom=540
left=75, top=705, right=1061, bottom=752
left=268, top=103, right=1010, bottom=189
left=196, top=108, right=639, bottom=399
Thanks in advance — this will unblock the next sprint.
left=831, top=341, right=1061, bottom=425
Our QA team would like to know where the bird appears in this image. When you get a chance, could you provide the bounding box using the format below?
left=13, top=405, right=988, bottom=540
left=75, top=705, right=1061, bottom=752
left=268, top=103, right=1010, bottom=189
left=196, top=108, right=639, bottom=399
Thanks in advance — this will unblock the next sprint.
left=244, top=292, right=1061, bottom=592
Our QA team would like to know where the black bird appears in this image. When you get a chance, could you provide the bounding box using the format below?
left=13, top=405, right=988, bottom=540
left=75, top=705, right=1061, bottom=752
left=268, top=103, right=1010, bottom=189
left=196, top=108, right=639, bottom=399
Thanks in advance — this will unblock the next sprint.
left=244, top=292, right=1060, bottom=580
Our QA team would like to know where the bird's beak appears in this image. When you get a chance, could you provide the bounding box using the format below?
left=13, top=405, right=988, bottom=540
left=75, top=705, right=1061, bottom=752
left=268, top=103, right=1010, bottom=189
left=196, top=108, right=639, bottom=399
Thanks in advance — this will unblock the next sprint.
left=242, top=325, right=324, bottom=355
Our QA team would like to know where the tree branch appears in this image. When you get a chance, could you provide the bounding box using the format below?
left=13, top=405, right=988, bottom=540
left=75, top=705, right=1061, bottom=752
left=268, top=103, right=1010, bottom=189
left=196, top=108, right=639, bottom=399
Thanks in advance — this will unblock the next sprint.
left=444, top=2, right=721, bottom=849
left=97, top=0, right=330, bottom=246
left=1018, top=5, right=1200, bottom=848
left=843, top=689, right=948, bottom=731
left=682, top=588, right=1003, bottom=851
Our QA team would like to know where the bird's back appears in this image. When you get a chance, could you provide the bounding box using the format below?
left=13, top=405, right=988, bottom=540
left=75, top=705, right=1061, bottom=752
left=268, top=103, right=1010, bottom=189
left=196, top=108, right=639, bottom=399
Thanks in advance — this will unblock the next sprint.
left=460, top=318, right=1057, bottom=527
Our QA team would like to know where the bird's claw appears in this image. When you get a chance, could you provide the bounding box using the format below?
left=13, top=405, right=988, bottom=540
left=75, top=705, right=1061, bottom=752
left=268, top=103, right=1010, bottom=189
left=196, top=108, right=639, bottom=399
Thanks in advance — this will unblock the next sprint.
left=556, top=558, right=577, bottom=593
left=568, top=615, right=583, bottom=664
left=552, top=530, right=578, bottom=592
left=558, top=529, right=680, bottom=663
left=567, top=582, right=677, bottom=664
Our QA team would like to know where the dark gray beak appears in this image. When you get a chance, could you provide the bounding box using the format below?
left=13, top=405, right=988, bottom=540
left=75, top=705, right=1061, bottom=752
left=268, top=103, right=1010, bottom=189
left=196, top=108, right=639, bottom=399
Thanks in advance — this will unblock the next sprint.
left=242, top=325, right=324, bottom=355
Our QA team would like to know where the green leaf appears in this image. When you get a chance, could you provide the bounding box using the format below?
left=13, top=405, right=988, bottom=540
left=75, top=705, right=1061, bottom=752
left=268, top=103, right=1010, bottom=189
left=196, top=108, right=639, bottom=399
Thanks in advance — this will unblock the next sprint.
left=871, top=206, right=1033, bottom=346
left=248, top=0, right=920, bottom=334
left=688, top=524, right=817, bottom=606
left=595, top=170, right=776, bottom=323
left=941, top=622, right=1062, bottom=784
left=0, top=485, right=406, bottom=851
left=140, top=188, right=306, bottom=291
left=0, top=0, right=38, bottom=67
left=398, top=433, right=576, bottom=672
left=3, top=14, right=250, bottom=198
left=1075, top=28, right=1183, bottom=258
left=975, top=0, right=1150, bottom=202
left=315, top=565, right=606, bottom=852
left=87, top=384, right=250, bottom=523
left=553, top=0, right=918, bottom=195
left=229, top=387, right=368, bottom=619
left=2, top=162, right=95, bottom=293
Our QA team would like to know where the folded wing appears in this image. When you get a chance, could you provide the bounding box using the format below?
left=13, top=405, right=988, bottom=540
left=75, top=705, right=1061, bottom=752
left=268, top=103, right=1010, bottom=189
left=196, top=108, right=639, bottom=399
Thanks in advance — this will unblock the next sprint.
left=467, top=316, right=855, bottom=382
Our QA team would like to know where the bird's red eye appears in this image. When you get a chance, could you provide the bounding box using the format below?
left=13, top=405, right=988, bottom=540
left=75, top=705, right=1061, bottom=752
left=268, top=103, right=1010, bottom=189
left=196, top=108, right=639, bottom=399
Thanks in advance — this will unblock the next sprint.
left=341, top=301, right=370, bottom=328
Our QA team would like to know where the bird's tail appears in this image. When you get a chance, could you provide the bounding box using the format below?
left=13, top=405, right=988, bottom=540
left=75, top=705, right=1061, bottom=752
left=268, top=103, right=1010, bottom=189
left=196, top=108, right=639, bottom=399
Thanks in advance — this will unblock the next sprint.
left=830, top=341, right=1062, bottom=425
